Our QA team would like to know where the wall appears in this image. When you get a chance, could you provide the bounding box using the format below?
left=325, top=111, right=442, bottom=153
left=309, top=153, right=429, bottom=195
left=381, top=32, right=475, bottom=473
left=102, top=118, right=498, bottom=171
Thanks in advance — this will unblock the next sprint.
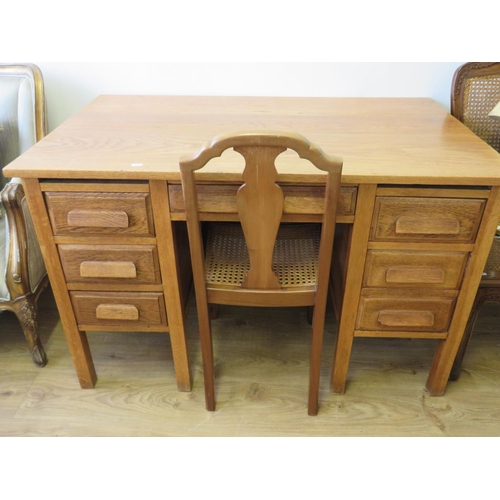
left=32, top=62, right=464, bottom=132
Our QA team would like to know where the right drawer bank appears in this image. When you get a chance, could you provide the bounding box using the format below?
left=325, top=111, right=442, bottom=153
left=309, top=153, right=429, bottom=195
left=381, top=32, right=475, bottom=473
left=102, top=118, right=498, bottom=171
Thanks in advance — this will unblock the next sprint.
left=355, top=187, right=488, bottom=338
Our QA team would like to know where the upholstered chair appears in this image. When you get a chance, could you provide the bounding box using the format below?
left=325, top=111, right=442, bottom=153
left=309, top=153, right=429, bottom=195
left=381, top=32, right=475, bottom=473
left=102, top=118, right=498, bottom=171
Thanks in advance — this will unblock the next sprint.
left=0, top=63, right=49, bottom=366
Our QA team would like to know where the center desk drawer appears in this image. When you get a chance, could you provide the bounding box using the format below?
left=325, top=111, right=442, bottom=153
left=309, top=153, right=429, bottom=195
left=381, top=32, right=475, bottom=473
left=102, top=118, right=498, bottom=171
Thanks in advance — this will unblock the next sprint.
left=44, top=191, right=155, bottom=236
left=168, top=184, right=357, bottom=216
left=371, top=196, right=485, bottom=243
left=58, top=245, right=161, bottom=285
left=70, top=291, right=167, bottom=328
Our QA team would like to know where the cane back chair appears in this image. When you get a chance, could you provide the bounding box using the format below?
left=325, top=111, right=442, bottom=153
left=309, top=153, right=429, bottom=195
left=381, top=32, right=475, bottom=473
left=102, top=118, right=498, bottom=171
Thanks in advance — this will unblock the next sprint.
left=180, top=131, right=343, bottom=415
left=450, top=62, right=500, bottom=379
left=0, top=63, right=49, bottom=366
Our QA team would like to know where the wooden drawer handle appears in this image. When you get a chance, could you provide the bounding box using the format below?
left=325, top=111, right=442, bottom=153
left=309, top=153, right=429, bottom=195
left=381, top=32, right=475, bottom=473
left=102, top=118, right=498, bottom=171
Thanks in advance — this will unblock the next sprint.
left=80, top=261, right=137, bottom=278
left=395, top=216, right=460, bottom=235
left=67, top=209, right=129, bottom=228
left=377, top=310, right=435, bottom=327
left=95, top=304, right=139, bottom=321
left=385, top=266, right=445, bottom=284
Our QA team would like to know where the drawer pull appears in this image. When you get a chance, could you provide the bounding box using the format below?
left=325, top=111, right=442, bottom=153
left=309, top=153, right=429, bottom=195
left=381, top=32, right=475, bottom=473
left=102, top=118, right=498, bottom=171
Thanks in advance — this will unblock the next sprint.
left=95, top=304, right=139, bottom=321
left=378, top=310, right=435, bottom=327
left=80, top=261, right=137, bottom=278
left=385, top=266, right=445, bottom=284
left=395, top=216, right=460, bottom=235
left=67, top=209, right=129, bottom=228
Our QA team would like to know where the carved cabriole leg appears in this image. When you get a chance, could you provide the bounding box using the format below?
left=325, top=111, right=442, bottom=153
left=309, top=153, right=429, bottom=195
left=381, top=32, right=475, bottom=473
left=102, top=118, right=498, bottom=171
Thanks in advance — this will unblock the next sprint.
left=450, top=287, right=500, bottom=381
left=2, top=182, right=49, bottom=367
left=11, top=295, right=47, bottom=367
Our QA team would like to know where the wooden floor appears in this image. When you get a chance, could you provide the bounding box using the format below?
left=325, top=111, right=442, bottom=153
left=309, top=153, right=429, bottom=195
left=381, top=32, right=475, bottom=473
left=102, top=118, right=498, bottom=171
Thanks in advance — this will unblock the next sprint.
left=1, top=286, right=500, bottom=437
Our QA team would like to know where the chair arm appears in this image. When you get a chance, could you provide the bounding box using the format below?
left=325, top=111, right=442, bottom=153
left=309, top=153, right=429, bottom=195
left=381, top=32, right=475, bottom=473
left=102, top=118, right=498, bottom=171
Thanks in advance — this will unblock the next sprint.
left=1, top=181, right=33, bottom=299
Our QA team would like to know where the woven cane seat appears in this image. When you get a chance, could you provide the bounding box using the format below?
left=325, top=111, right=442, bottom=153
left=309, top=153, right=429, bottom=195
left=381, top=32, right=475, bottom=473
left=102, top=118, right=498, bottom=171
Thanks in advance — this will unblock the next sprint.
left=205, top=222, right=320, bottom=288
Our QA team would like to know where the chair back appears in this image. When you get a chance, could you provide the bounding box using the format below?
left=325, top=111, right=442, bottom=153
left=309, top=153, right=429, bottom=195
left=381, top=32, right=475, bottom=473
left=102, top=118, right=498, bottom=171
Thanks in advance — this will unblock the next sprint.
left=451, top=62, right=500, bottom=152
left=180, top=131, right=343, bottom=292
left=0, top=64, right=47, bottom=189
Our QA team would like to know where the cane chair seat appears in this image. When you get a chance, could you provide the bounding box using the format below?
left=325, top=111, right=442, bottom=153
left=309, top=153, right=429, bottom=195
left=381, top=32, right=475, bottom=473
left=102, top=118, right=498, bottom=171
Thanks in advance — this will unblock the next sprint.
left=205, top=223, right=320, bottom=288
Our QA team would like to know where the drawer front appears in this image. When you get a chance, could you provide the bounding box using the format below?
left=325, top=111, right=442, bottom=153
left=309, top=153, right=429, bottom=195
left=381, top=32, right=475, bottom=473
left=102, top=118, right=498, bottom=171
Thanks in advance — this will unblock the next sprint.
left=70, top=291, right=167, bottom=327
left=45, top=191, right=155, bottom=236
left=356, top=290, right=457, bottom=333
left=59, top=245, right=161, bottom=285
left=363, top=250, right=468, bottom=289
left=371, top=196, right=485, bottom=243
left=168, top=184, right=357, bottom=216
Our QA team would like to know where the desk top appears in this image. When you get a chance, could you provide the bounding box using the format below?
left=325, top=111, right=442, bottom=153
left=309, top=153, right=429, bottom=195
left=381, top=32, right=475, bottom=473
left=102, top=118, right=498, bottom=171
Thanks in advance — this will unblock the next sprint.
left=4, top=95, right=500, bottom=185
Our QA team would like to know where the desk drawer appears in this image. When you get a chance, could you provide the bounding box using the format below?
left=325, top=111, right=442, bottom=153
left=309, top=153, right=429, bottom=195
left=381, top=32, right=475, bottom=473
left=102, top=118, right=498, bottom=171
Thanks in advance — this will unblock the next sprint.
left=70, top=291, right=167, bottom=328
left=363, top=250, right=468, bottom=289
left=168, top=184, right=357, bottom=216
left=45, top=191, right=155, bottom=236
left=371, top=196, right=485, bottom=243
left=356, top=289, right=457, bottom=333
left=59, top=245, right=161, bottom=285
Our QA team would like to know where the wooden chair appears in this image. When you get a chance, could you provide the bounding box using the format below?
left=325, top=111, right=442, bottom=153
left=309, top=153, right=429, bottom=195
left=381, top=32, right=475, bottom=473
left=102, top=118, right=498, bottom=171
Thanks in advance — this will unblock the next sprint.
left=0, top=63, right=49, bottom=366
left=449, top=62, right=500, bottom=380
left=180, top=131, right=343, bottom=415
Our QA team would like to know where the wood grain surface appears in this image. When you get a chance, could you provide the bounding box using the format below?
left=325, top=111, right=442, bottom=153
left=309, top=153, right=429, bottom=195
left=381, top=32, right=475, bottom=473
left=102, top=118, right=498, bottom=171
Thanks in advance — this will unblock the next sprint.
left=4, top=96, right=500, bottom=186
left=2, top=286, right=500, bottom=436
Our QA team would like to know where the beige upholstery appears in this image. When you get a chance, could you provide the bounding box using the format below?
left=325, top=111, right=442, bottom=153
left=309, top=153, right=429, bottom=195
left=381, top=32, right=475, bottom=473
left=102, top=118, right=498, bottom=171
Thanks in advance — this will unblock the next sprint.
left=0, top=64, right=48, bottom=367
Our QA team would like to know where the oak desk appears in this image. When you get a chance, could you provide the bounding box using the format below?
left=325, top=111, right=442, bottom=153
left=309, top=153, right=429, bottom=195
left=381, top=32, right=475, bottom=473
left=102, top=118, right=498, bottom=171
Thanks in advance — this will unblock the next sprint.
left=4, top=96, right=500, bottom=398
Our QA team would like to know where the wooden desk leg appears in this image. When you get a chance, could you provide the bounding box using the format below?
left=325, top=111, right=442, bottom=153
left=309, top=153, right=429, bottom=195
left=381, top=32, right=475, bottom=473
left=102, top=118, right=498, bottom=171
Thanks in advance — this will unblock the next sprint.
left=331, top=184, right=377, bottom=394
left=426, top=186, right=500, bottom=396
left=22, top=178, right=97, bottom=388
left=150, top=180, right=192, bottom=392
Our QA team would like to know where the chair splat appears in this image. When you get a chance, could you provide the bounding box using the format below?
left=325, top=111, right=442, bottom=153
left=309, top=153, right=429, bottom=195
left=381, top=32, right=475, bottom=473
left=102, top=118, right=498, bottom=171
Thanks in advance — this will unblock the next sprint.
left=235, top=145, right=286, bottom=290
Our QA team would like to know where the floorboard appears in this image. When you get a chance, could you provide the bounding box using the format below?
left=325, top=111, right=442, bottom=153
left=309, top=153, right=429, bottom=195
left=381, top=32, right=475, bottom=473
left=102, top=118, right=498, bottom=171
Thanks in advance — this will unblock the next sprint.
left=1, top=286, right=500, bottom=437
